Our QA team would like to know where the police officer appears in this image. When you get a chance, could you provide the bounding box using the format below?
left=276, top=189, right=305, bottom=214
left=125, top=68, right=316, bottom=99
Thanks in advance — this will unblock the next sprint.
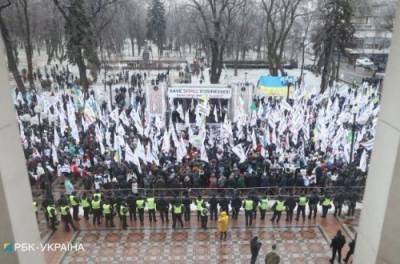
left=271, top=196, right=285, bottom=224
left=157, top=194, right=169, bottom=223
left=93, top=190, right=102, bottom=201
left=219, top=193, right=230, bottom=217
left=209, top=194, right=218, bottom=221
left=147, top=194, right=157, bottom=223
left=136, top=195, right=146, bottom=225
left=80, top=192, right=91, bottom=220
left=231, top=194, right=242, bottom=220
left=347, top=192, right=357, bottom=217
left=201, top=206, right=209, bottom=229
left=244, top=196, right=254, bottom=227
left=285, top=195, right=296, bottom=223
left=33, top=200, right=38, bottom=219
left=60, top=201, right=77, bottom=232
left=296, top=193, right=308, bottom=221
left=258, top=195, right=269, bottom=220
left=46, top=201, right=58, bottom=231
left=91, top=195, right=102, bottom=225
left=195, top=195, right=205, bottom=222
left=69, top=191, right=80, bottom=221
left=172, top=200, right=184, bottom=229
left=120, top=202, right=129, bottom=229
left=41, top=198, right=50, bottom=226
left=308, top=191, right=320, bottom=219
left=251, top=192, right=259, bottom=220
left=126, top=192, right=137, bottom=221
left=103, top=199, right=114, bottom=227
left=334, top=191, right=345, bottom=217
left=321, top=193, right=333, bottom=218
left=182, top=192, right=191, bottom=222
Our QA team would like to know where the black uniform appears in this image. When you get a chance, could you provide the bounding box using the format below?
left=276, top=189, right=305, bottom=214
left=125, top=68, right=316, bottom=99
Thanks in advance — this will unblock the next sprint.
left=334, top=192, right=345, bottom=217
left=219, top=195, right=230, bottom=217
left=231, top=196, right=242, bottom=220
left=209, top=195, right=218, bottom=221
left=308, top=193, right=320, bottom=219
left=182, top=195, right=191, bottom=222
left=157, top=196, right=169, bottom=223
left=126, top=193, right=137, bottom=221
left=347, top=192, right=357, bottom=217
left=285, top=196, right=296, bottom=222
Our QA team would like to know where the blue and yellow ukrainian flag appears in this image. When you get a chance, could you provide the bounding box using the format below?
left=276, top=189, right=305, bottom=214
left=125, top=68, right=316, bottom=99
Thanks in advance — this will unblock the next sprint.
left=257, top=76, right=288, bottom=97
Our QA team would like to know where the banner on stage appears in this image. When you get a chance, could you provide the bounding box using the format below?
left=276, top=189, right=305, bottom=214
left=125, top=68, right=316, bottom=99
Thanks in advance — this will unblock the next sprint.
left=168, top=85, right=232, bottom=99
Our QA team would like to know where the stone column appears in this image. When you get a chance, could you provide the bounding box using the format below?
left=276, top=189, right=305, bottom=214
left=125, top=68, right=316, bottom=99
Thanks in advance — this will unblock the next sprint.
left=0, top=38, right=44, bottom=262
left=354, top=4, right=400, bottom=264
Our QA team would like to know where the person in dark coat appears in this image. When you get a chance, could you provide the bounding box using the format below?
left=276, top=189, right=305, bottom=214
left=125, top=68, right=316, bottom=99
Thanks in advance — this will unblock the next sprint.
left=285, top=195, right=296, bottom=223
left=181, top=193, right=191, bottom=222
left=330, top=230, right=346, bottom=263
left=344, top=235, right=356, bottom=263
left=334, top=191, right=345, bottom=217
left=208, top=193, right=218, bottom=221
left=308, top=191, right=319, bottom=219
left=231, top=194, right=242, bottom=220
left=250, top=236, right=262, bottom=264
left=157, top=194, right=169, bottom=223
left=219, top=194, right=230, bottom=217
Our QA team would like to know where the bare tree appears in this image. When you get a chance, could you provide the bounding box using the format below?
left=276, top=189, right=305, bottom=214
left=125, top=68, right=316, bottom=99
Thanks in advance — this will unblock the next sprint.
left=15, top=0, right=35, bottom=89
left=0, top=1, right=26, bottom=92
left=230, top=0, right=254, bottom=76
left=261, top=0, right=303, bottom=76
left=189, top=0, right=244, bottom=84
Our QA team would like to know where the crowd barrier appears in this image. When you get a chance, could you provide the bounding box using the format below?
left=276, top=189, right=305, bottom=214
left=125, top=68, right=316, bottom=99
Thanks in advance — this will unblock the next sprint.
left=40, top=186, right=365, bottom=202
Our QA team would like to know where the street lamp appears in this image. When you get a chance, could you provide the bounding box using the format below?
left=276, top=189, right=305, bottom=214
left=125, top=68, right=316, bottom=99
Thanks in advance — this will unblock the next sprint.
left=348, top=104, right=360, bottom=164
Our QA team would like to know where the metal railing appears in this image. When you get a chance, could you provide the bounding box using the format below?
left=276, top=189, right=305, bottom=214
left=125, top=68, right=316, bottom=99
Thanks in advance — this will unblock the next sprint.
left=37, top=186, right=365, bottom=202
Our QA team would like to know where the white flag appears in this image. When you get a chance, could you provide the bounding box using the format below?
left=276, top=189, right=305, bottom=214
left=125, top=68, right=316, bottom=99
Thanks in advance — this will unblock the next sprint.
left=54, top=127, right=60, bottom=146
left=232, top=144, right=247, bottom=163
left=125, top=144, right=142, bottom=173
left=358, top=150, right=368, bottom=172
left=200, top=144, right=208, bottom=163
left=52, top=144, right=59, bottom=164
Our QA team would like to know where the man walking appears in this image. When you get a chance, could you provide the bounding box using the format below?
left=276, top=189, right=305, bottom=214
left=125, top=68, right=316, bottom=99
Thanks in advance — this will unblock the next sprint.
left=250, top=236, right=262, bottom=264
left=330, top=230, right=346, bottom=263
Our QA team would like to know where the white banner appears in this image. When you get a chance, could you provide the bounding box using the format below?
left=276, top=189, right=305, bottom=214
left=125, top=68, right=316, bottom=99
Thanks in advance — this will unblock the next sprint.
left=168, top=86, right=232, bottom=99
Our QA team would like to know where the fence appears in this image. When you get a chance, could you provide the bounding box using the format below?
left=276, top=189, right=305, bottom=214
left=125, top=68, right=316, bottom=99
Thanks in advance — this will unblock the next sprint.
left=40, top=186, right=365, bottom=202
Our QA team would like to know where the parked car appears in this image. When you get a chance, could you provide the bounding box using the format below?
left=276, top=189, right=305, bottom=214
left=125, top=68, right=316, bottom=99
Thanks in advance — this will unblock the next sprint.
left=356, top=57, right=374, bottom=68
